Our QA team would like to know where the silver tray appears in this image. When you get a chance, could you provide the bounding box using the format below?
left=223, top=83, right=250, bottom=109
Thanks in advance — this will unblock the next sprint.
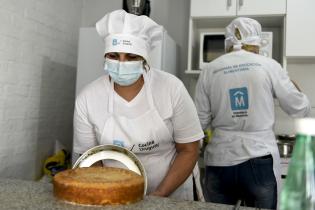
left=73, top=144, right=147, bottom=195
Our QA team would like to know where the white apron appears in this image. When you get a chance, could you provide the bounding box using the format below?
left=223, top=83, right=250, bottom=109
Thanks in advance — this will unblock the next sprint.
left=209, top=129, right=281, bottom=208
left=100, top=73, right=203, bottom=201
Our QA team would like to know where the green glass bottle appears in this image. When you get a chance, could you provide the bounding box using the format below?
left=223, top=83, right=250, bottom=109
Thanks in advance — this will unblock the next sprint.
left=280, top=118, right=315, bottom=210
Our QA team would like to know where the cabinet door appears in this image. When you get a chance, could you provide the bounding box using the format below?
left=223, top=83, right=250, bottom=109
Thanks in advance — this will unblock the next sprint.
left=286, top=0, right=315, bottom=57
left=191, top=0, right=236, bottom=17
left=237, top=0, right=286, bottom=16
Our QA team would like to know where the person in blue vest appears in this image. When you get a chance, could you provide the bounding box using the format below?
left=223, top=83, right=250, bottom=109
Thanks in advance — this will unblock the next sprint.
left=195, top=17, right=311, bottom=209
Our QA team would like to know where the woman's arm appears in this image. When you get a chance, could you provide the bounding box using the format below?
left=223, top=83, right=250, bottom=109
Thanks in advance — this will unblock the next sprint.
left=73, top=94, right=98, bottom=158
left=150, top=141, right=200, bottom=197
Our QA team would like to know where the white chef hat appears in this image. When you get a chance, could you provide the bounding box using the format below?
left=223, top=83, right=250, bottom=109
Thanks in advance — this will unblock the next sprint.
left=225, top=17, right=262, bottom=51
left=96, top=9, right=164, bottom=62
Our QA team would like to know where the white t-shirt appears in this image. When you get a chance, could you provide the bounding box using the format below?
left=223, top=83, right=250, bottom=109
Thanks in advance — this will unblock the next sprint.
left=195, top=50, right=311, bottom=166
left=73, top=69, right=204, bottom=154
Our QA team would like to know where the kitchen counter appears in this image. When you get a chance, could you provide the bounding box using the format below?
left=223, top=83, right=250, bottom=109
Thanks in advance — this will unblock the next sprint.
left=0, top=178, right=265, bottom=210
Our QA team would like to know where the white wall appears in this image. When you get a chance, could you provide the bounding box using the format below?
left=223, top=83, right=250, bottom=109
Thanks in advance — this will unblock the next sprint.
left=274, top=61, right=315, bottom=134
left=150, top=0, right=190, bottom=83
left=0, top=0, right=83, bottom=180
left=81, top=0, right=122, bottom=27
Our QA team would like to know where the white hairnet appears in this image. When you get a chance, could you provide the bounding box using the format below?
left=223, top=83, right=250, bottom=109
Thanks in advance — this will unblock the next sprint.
left=96, top=10, right=164, bottom=62
left=225, top=17, right=262, bottom=51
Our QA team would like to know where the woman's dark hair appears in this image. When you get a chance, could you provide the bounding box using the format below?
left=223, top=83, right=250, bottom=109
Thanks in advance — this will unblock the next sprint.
left=143, top=59, right=150, bottom=71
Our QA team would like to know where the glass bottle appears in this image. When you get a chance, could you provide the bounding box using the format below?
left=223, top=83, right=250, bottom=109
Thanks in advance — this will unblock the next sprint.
left=280, top=118, right=315, bottom=210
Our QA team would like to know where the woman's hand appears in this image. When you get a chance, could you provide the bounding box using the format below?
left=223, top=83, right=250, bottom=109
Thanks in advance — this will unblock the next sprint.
left=149, top=189, right=166, bottom=197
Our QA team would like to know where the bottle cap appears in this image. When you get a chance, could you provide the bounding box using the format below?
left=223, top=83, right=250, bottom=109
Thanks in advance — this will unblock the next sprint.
left=295, top=118, right=315, bottom=136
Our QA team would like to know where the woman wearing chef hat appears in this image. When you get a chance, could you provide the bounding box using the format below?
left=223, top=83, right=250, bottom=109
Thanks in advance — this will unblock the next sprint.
left=195, top=17, right=310, bottom=209
left=73, top=10, right=204, bottom=201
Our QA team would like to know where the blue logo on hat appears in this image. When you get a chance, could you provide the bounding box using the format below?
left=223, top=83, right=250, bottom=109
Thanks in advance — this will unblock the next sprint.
left=229, top=87, right=249, bottom=110
left=112, top=39, right=119, bottom=46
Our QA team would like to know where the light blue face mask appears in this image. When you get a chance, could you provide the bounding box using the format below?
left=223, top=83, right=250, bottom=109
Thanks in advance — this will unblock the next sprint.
left=104, top=58, right=144, bottom=86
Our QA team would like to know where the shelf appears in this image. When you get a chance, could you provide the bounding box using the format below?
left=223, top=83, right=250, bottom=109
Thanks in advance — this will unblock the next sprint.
left=192, top=16, right=285, bottom=28
left=185, top=70, right=202, bottom=74
left=286, top=57, right=315, bottom=64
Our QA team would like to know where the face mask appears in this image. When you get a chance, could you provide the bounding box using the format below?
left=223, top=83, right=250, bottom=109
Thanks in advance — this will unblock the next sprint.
left=104, top=58, right=144, bottom=86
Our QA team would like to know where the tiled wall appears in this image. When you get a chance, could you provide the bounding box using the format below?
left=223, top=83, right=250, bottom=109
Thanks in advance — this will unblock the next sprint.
left=0, top=0, right=83, bottom=180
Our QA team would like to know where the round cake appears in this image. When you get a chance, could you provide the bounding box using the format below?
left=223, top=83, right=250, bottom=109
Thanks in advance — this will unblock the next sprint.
left=53, top=167, right=144, bottom=205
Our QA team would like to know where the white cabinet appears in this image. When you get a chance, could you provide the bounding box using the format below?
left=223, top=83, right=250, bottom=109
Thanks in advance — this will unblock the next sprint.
left=191, top=0, right=286, bottom=17
left=191, top=0, right=236, bottom=17
left=286, top=0, right=315, bottom=57
left=237, top=0, right=286, bottom=16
